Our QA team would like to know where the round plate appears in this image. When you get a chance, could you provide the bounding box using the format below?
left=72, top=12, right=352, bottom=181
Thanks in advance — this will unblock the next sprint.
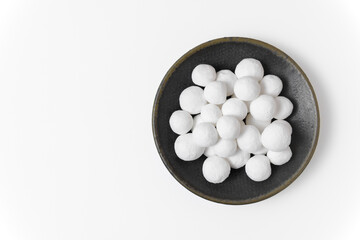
left=152, top=37, right=319, bottom=205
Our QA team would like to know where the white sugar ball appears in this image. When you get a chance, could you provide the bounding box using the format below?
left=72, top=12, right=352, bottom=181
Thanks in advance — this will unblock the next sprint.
left=261, top=122, right=291, bottom=151
left=273, top=119, right=293, bottom=134
left=193, top=122, right=218, bottom=147
left=274, top=96, right=293, bottom=120
left=169, top=110, right=193, bottom=135
left=174, top=133, right=205, bottom=161
left=200, top=104, right=222, bottom=124
left=250, top=95, right=277, bottom=121
left=221, top=98, right=248, bottom=120
left=235, top=58, right=264, bottom=81
left=260, top=75, right=283, bottom=96
left=179, top=86, right=207, bottom=114
left=214, top=139, right=237, bottom=157
left=216, top=116, right=241, bottom=139
left=202, top=156, right=230, bottom=184
left=267, top=147, right=292, bottom=165
left=245, top=155, right=271, bottom=182
left=191, top=114, right=205, bottom=131
left=236, top=125, right=262, bottom=153
left=245, top=114, right=271, bottom=132
left=204, top=81, right=227, bottom=104
left=227, top=148, right=250, bottom=169
left=234, top=77, right=261, bottom=101
left=191, top=64, right=216, bottom=87
left=253, top=146, right=268, bottom=155
left=204, top=145, right=217, bottom=157
left=216, top=70, right=237, bottom=96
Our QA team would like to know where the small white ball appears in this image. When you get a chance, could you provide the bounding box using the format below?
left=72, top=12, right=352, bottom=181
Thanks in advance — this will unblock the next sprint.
left=234, top=77, right=261, bottom=101
left=245, top=155, right=271, bottom=182
left=245, top=114, right=271, bottom=132
left=192, top=122, right=219, bottom=147
left=216, top=70, right=237, bottom=96
left=179, top=86, right=207, bottom=114
left=235, top=58, right=264, bottom=81
left=214, top=139, right=237, bottom=158
left=267, top=147, right=292, bottom=165
left=227, top=148, right=250, bottom=169
left=204, top=81, right=227, bottom=104
left=204, top=145, right=217, bottom=157
left=250, top=95, right=277, bottom=121
left=253, top=146, right=268, bottom=155
left=216, top=116, right=241, bottom=139
left=202, top=156, right=231, bottom=184
left=191, top=114, right=205, bottom=131
left=174, top=133, right=205, bottom=161
left=221, top=98, right=248, bottom=120
left=191, top=64, right=216, bottom=87
left=274, top=96, right=293, bottom=120
left=200, top=104, right=222, bottom=124
left=273, top=119, right=293, bottom=134
left=260, top=75, right=283, bottom=96
left=169, top=110, right=193, bottom=135
left=261, top=122, right=291, bottom=151
left=236, top=125, right=262, bottom=153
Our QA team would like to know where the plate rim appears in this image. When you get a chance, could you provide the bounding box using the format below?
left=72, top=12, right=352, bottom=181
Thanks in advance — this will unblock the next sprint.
left=152, top=37, right=320, bottom=205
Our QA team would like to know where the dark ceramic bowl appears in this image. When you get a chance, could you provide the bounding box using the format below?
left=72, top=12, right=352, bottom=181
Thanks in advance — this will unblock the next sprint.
left=152, top=37, right=319, bottom=205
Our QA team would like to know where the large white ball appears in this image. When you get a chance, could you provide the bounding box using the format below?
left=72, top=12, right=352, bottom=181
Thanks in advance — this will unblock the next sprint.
left=245, top=155, right=271, bottom=182
left=260, top=75, right=283, bottom=97
left=274, top=96, right=293, bottom=120
left=221, top=98, right=248, bottom=121
left=174, top=133, right=205, bottom=161
left=213, top=139, right=237, bottom=158
left=179, top=86, right=207, bottom=114
left=202, top=156, right=230, bottom=184
left=169, top=110, right=193, bottom=135
left=250, top=95, right=277, bottom=121
left=216, top=116, right=241, bottom=139
left=261, top=122, right=291, bottom=151
left=204, top=81, right=227, bottom=104
left=273, top=119, right=293, bottom=134
left=192, top=122, right=219, bottom=147
left=216, top=69, right=237, bottom=96
left=236, top=125, right=262, bottom=153
left=200, top=104, right=222, bottom=124
left=233, top=77, right=261, bottom=101
left=191, top=64, right=216, bottom=87
left=235, top=58, right=264, bottom=81
left=227, top=148, right=250, bottom=169
left=267, top=147, right=292, bottom=165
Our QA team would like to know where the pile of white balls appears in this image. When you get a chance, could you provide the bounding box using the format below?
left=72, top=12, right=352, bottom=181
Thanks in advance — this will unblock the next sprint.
left=169, top=58, right=294, bottom=184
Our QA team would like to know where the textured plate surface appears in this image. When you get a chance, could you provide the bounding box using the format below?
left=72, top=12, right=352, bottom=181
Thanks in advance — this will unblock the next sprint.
left=152, top=37, right=319, bottom=204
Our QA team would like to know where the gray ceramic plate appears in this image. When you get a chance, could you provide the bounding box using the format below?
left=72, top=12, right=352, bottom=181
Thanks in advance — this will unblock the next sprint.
left=152, top=37, right=319, bottom=204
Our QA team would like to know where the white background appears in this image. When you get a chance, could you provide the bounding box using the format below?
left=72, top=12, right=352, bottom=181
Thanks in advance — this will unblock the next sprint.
left=0, top=0, right=359, bottom=239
